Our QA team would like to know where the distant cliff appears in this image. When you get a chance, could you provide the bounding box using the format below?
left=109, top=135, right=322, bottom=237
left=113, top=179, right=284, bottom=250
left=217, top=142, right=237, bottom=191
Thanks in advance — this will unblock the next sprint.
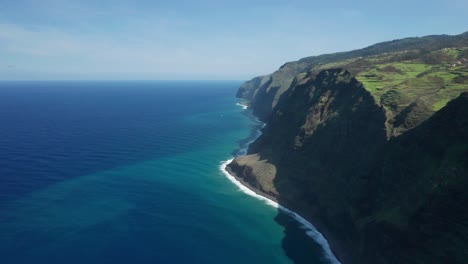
left=228, top=32, right=468, bottom=264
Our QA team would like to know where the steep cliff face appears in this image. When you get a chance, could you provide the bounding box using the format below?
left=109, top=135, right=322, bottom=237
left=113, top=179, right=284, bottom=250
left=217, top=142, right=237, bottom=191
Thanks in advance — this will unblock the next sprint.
left=229, top=69, right=389, bottom=262
left=227, top=66, right=468, bottom=263
left=236, top=75, right=272, bottom=100
left=363, top=93, right=468, bottom=263
left=241, top=62, right=307, bottom=121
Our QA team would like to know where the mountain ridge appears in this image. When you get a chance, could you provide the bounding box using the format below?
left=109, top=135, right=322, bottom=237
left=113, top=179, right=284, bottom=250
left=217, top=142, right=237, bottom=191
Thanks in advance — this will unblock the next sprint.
left=239, top=31, right=468, bottom=121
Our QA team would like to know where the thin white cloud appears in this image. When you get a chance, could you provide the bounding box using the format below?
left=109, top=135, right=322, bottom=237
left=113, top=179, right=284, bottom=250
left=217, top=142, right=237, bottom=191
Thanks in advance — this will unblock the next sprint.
left=2, top=0, right=465, bottom=80
left=0, top=22, right=295, bottom=79
left=0, top=24, right=84, bottom=56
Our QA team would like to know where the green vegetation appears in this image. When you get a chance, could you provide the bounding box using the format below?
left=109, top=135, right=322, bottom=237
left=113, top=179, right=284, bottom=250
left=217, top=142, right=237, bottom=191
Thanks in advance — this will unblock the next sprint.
left=314, top=47, right=468, bottom=115
left=358, top=48, right=468, bottom=112
left=380, top=89, right=401, bottom=111
left=432, top=98, right=451, bottom=111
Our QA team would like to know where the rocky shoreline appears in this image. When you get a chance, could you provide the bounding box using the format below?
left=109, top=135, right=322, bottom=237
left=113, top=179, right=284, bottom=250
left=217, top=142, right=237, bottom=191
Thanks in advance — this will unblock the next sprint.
left=224, top=164, right=279, bottom=205
left=224, top=159, right=345, bottom=264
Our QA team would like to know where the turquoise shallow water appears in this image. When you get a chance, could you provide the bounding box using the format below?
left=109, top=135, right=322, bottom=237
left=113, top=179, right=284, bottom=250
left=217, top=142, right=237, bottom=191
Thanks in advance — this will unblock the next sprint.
left=0, top=81, right=329, bottom=264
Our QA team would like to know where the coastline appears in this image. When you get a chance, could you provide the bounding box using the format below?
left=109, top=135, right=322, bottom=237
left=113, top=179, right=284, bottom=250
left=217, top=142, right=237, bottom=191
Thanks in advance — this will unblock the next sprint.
left=219, top=103, right=342, bottom=264
left=220, top=160, right=341, bottom=264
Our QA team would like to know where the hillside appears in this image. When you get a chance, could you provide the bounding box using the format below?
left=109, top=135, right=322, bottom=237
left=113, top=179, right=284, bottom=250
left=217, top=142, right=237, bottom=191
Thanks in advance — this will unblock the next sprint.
left=229, top=32, right=468, bottom=264
left=238, top=32, right=468, bottom=122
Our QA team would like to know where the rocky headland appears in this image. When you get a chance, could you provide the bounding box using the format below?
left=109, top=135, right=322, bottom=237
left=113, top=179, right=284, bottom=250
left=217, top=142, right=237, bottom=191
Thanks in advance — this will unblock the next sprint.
left=226, top=32, right=468, bottom=264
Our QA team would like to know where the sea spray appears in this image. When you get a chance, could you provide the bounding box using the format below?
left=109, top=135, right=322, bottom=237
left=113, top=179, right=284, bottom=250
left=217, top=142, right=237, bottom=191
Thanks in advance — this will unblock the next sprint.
left=219, top=102, right=342, bottom=264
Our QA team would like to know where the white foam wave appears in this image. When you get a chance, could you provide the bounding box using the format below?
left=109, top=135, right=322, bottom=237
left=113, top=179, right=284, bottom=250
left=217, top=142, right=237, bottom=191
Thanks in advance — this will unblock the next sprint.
left=220, top=160, right=341, bottom=264
left=236, top=102, right=248, bottom=110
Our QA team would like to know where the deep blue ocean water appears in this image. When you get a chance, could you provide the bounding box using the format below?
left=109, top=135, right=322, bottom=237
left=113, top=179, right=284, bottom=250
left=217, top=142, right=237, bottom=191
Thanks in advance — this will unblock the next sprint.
left=0, top=81, right=329, bottom=264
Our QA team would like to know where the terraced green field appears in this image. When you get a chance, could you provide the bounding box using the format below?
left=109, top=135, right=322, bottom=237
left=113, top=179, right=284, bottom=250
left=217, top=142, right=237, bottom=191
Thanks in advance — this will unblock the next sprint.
left=315, top=48, right=468, bottom=113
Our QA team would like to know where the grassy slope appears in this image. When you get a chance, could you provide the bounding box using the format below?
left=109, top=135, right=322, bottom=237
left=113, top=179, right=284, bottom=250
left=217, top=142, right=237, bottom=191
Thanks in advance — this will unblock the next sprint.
left=312, top=47, right=468, bottom=113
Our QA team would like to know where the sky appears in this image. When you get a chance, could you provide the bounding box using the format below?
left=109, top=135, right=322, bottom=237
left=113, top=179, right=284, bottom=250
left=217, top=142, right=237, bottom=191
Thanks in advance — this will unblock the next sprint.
left=0, top=0, right=467, bottom=80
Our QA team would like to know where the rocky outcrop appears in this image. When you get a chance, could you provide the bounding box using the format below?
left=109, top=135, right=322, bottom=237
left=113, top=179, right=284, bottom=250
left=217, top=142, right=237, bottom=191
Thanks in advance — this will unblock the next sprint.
left=226, top=154, right=278, bottom=199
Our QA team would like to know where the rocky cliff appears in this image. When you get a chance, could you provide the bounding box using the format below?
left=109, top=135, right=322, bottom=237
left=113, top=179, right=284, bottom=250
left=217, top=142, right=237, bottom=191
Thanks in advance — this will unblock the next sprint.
left=228, top=32, right=468, bottom=264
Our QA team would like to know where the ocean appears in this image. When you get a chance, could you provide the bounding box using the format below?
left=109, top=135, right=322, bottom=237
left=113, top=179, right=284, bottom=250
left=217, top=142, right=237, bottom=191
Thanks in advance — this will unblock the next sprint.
left=0, top=81, right=331, bottom=264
